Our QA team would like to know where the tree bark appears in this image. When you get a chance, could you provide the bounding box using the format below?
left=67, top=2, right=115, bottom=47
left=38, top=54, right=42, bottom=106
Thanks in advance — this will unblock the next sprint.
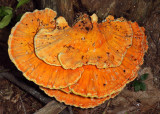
left=34, top=100, right=66, bottom=114
left=0, top=72, right=52, bottom=104
left=34, top=0, right=159, bottom=25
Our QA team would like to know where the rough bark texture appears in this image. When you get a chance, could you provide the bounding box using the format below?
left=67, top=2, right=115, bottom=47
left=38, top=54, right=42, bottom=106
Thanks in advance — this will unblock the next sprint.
left=34, top=0, right=57, bottom=10
left=33, top=0, right=160, bottom=88
left=35, top=0, right=160, bottom=77
left=34, top=0, right=159, bottom=25
left=34, top=100, right=66, bottom=114
left=0, top=72, right=52, bottom=104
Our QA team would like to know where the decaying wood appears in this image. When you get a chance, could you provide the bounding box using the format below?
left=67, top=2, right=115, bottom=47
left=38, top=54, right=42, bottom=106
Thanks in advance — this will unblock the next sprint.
left=34, top=0, right=57, bottom=10
left=56, top=0, right=75, bottom=25
left=0, top=72, right=52, bottom=104
left=0, top=72, right=67, bottom=113
left=33, top=0, right=160, bottom=25
left=34, top=100, right=66, bottom=114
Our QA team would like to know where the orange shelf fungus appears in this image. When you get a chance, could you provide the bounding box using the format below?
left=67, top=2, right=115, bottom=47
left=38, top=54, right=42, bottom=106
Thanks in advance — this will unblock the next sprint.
left=40, top=87, right=120, bottom=108
left=34, top=13, right=133, bottom=69
left=8, top=8, right=148, bottom=108
left=8, top=8, right=84, bottom=89
left=69, top=22, right=148, bottom=98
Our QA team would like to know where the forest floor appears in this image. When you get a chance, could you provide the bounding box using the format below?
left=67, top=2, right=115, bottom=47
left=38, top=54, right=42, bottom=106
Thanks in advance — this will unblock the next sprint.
left=0, top=0, right=160, bottom=114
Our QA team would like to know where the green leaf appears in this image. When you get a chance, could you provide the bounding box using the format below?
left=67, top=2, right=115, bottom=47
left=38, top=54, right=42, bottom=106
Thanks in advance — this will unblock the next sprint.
left=0, top=6, right=12, bottom=14
left=134, top=84, right=141, bottom=92
left=133, top=80, right=141, bottom=92
left=0, top=7, right=13, bottom=29
left=140, top=73, right=149, bottom=81
left=133, top=80, right=140, bottom=86
left=0, top=6, right=13, bottom=18
left=0, top=14, right=13, bottom=29
left=16, top=0, right=30, bottom=9
left=140, top=82, right=146, bottom=91
left=4, top=7, right=12, bottom=15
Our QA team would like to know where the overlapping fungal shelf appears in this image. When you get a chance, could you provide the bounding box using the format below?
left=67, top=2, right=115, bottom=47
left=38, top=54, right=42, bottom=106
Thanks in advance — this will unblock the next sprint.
left=8, top=8, right=148, bottom=108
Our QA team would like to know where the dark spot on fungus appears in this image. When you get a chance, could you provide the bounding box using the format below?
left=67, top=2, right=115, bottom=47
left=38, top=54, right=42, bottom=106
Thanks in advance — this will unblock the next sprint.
left=92, top=42, right=95, bottom=46
left=97, top=56, right=102, bottom=59
left=103, top=84, right=106, bottom=86
left=64, top=45, right=75, bottom=50
left=81, top=56, right=84, bottom=59
left=63, top=26, right=67, bottom=29
left=50, top=21, right=54, bottom=24
left=104, top=60, right=108, bottom=63
left=123, top=70, right=126, bottom=72
left=85, top=27, right=90, bottom=31
left=81, top=37, right=85, bottom=40
left=106, top=52, right=110, bottom=55
left=81, top=21, right=84, bottom=24
left=81, top=21, right=85, bottom=24
left=57, top=26, right=61, bottom=29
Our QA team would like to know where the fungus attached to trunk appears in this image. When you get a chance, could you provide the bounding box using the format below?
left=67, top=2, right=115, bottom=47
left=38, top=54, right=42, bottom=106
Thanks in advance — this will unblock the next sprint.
left=8, top=8, right=84, bottom=89
left=8, top=8, right=148, bottom=108
left=40, top=86, right=120, bottom=108
left=34, top=13, right=133, bottom=69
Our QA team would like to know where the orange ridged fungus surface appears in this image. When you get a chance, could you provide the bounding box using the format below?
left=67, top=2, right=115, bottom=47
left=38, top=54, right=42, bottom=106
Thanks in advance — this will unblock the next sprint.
left=34, top=14, right=133, bottom=69
left=40, top=87, right=120, bottom=108
left=8, top=8, right=148, bottom=108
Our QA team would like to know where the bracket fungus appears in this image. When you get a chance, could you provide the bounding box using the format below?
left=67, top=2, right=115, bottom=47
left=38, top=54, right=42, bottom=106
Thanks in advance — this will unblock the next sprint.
left=8, top=8, right=148, bottom=108
left=34, top=13, right=133, bottom=69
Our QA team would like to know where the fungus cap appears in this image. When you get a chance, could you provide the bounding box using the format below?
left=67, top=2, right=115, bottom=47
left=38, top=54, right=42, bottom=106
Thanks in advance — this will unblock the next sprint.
left=34, top=13, right=133, bottom=69
left=69, top=22, right=148, bottom=98
left=8, top=8, right=84, bottom=89
left=8, top=8, right=148, bottom=108
left=40, top=87, right=120, bottom=108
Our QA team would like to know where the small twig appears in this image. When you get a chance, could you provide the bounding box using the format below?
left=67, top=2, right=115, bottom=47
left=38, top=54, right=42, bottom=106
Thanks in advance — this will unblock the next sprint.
left=68, top=106, right=73, bottom=114
left=0, top=72, right=53, bottom=104
left=0, top=69, right=10, bottom=73
left=20, top=96, right=27, bottom=114
left=102, top=100, right=111, bottom=114
left=0, top=71, right=66, bottom=113
left=34, top=100, right=66, bottom=114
